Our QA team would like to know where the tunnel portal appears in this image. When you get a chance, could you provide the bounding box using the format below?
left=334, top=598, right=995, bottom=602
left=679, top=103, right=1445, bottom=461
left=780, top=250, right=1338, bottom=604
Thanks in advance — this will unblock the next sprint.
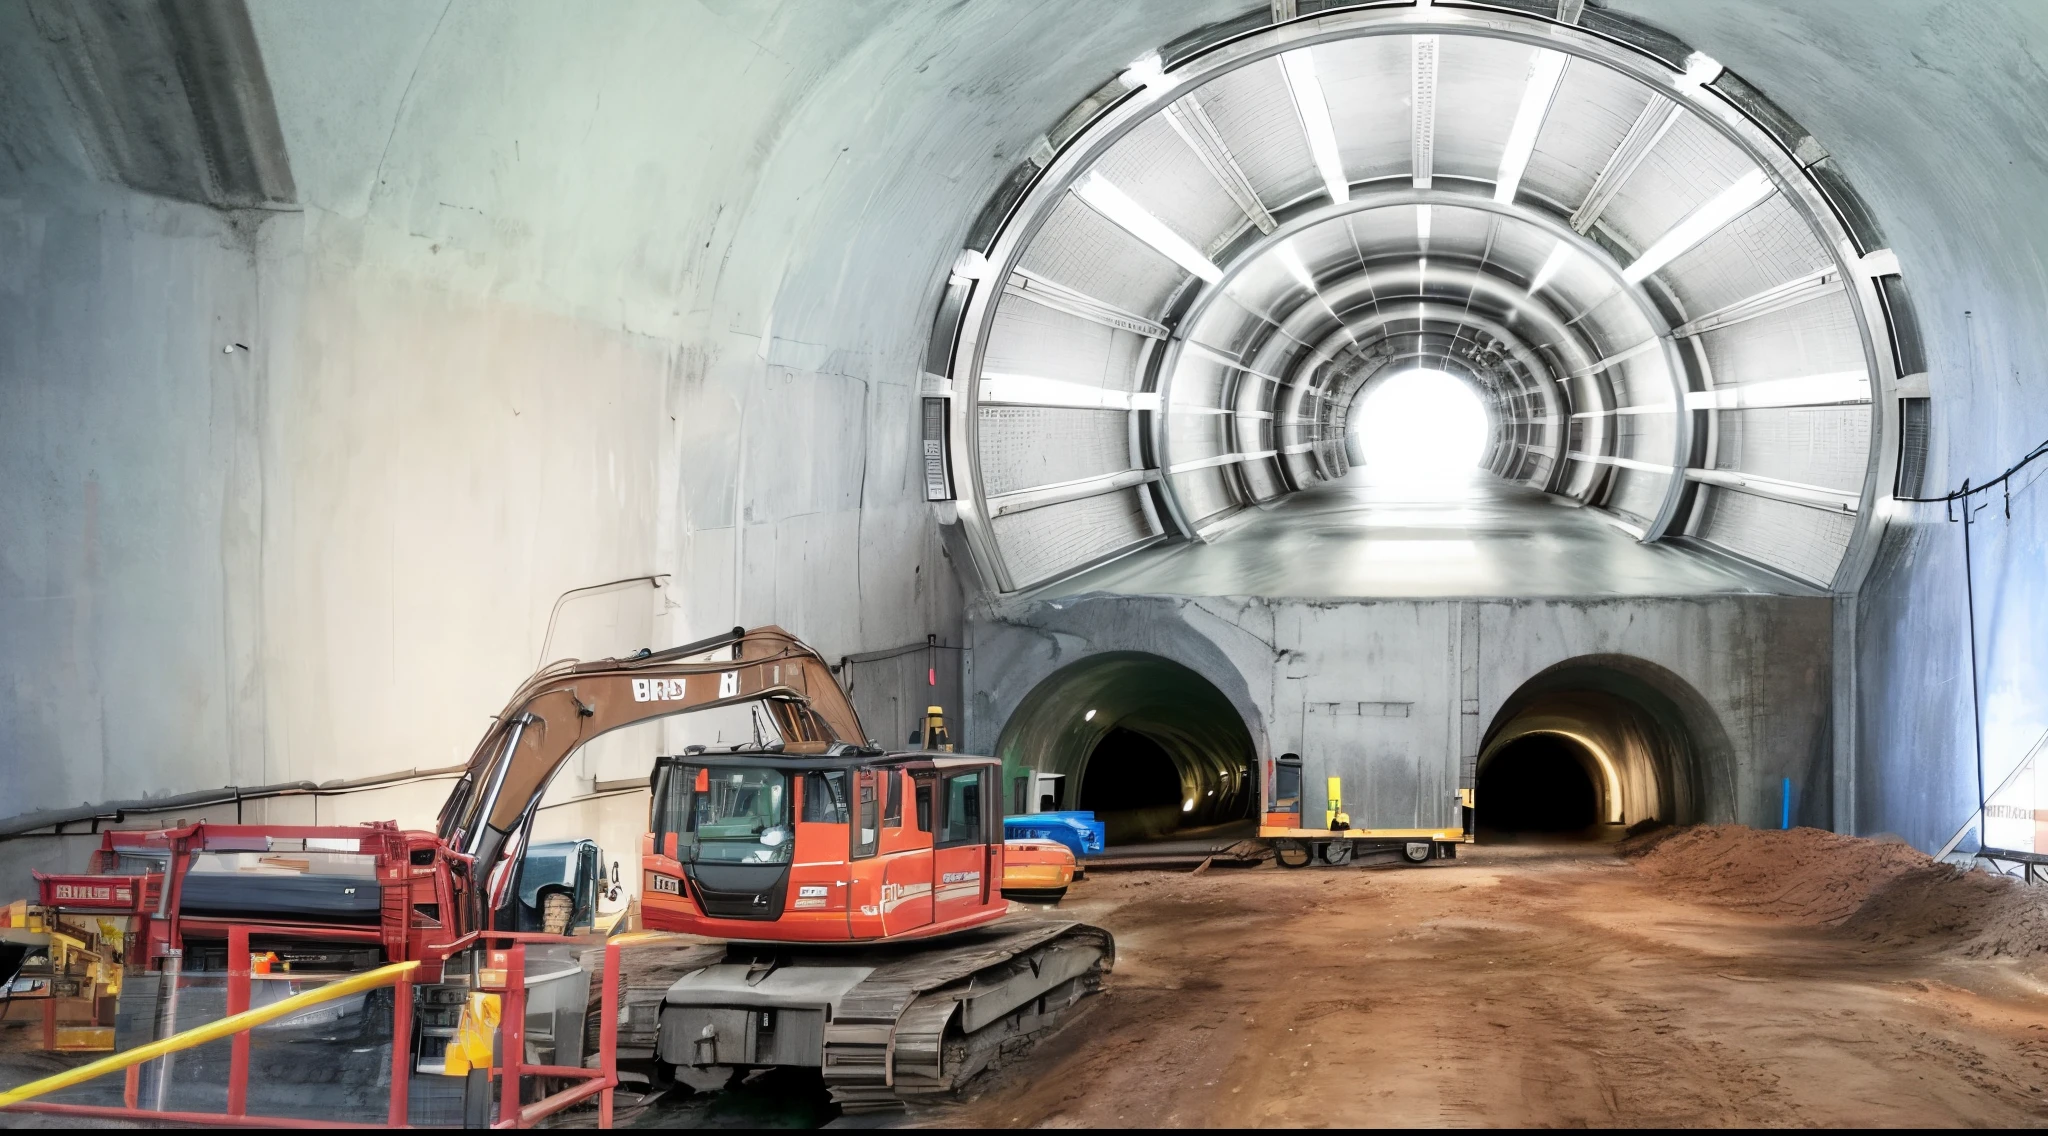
left=1476, top=657, right=1733, bottom=843
left=996, top=653, right=1257, bottom=845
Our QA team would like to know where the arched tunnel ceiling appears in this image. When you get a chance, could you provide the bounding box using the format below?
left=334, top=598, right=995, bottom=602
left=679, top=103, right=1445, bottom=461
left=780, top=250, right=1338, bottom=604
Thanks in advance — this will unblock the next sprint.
left=942, top=5, right=1904, bottom=596
left=0, top=0, right=2042, bottom=856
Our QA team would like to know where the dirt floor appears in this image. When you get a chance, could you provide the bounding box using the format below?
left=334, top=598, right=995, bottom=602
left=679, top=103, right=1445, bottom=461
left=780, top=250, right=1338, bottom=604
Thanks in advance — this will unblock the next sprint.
left=923, top=831, right=2048, bottom=1129
left=11, top=827, right=2048, bottom=1128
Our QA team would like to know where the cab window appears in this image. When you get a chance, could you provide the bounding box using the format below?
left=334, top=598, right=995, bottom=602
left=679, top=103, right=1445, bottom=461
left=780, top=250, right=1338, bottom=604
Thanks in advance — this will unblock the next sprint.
left=938, top=770, right=985, bottom=846
left=853, top=772, right=879, bottom=859
left=801, top=771, right=849, bottom=824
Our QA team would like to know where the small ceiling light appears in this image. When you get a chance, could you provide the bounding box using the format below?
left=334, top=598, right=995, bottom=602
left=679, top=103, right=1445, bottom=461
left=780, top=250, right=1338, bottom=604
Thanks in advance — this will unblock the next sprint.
left=1084, top=709, right=1097, bottom=721
left=1622, top=168, right=1774, bottom=284
left=1072, top=171, right=1225, bottom=283
left=1679, top=51, right=1724, bottom=88
left=1122, top=53, right=1167, bottom=91
left=1182, top=798, right=1195, bottom=812
left=1416, top=203, right=1432, bottom=245
left=1279, top=49, right=1348, bottom=204
left=1494, top=49, right=1569, bottom=204
left=1528, top=240, right=1571, bottom=293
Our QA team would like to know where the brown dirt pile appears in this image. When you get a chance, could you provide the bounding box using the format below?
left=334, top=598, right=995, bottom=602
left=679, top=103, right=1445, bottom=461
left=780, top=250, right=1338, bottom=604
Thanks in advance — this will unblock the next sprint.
left=1632, top=824, right=2048, bottom=960
left=1630, top=824, right=1933, bottom=924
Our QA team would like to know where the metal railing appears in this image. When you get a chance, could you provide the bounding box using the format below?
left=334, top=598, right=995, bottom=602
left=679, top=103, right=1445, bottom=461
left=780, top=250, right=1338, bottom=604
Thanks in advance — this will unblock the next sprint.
left=0, top=932, right=627, bottom=1129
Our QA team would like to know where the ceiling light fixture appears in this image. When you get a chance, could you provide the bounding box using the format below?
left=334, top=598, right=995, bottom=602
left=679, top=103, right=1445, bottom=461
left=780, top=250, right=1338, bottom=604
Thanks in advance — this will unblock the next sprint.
left=1494, top=49, right=1569, bottom=204
left=1279, top=49, right=1349, bottom=204
left=1275, top=242, right=1318, bottom=293
left=1072, top=171, right=1224, bottom=283
left=1528, top=240, right=1571, bottom=293
left=1122, top=53, right=1167, bottom=90
left=1416, top=203, right=1432, bottom=245
left=1622, top=168, right=1775, bottom=284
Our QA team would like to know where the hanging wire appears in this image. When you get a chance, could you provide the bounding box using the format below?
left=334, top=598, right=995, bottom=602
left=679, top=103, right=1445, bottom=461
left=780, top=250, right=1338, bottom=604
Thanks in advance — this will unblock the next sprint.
left=1896, top=436, right=2048, bottom=503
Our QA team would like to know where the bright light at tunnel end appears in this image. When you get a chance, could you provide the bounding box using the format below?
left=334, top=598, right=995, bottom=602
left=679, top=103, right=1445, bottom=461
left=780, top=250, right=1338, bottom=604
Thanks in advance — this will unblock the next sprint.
left=1351, top=368, right=1489, bottom=480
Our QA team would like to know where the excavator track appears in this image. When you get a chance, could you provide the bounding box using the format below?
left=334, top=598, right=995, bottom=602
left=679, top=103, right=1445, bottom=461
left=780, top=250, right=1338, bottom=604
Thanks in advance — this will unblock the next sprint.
left=648, top=919, right=1113, bottom=1112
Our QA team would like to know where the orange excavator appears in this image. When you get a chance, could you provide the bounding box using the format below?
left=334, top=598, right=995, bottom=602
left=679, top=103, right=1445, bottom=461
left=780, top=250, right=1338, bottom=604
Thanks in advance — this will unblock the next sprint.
left=38, top=625, right=1099, bottom=1112
left=434, top=624, right=1107, bottom=1107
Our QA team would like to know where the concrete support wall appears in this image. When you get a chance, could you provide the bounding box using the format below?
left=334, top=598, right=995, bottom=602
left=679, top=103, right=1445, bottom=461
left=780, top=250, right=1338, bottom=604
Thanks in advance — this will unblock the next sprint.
left=972, top=592, right=1832, bottom=833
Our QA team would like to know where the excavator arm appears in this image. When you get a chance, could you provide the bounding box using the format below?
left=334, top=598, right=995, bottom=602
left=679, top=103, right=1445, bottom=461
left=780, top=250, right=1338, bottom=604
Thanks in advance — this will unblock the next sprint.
left=435, top=625, right=866, bottom=899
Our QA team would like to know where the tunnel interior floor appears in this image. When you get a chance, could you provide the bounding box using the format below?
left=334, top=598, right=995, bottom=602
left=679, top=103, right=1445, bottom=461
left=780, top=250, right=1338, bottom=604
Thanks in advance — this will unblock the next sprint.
left=1041, top=468, right=1814, bottom=600
left=926, top=847, right=2048, bottom=1129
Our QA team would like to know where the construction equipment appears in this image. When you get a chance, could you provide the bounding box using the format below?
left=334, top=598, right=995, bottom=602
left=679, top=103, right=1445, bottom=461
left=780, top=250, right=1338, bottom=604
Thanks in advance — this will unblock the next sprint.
left=30, top=624, right=1109, bottom=1116
left=0, top=901, right=119, bottom=1051
left=1262, top=752, right=1462, bottom=867
left=997, top=839, right=1077, bottom=901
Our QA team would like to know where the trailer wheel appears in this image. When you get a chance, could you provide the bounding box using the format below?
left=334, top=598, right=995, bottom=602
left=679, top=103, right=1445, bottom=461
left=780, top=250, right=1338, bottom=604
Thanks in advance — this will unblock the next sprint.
left=1319, top=840, right=1354, bottom=866
left=1274, top=841, right=1313, bottom=868
left=1402, top=842, right=1432, bottom=864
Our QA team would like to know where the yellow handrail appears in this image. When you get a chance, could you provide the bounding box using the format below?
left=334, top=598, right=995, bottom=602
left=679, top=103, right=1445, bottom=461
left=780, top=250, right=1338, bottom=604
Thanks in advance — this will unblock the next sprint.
left=0, top=960, right=420, bottom=1109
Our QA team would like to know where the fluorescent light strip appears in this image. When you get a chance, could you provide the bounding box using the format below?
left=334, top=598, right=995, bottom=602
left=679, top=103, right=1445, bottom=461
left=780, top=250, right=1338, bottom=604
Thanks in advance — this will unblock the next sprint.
left=1416, top=203, right=1432, bottom=245
left=1274, top=242, right=1317, bottom=292
left=1279, top=49, right=1348, bottom=204
left=1495, top=49, right=1569, bottom=204
left=1621, top=168, right=1775, bottom=284
left=1072, top=171, right=1223, bottom=283
left=1528, top=240, right=1570, bottom=293
left=980, top=371, right=1157, bottom=410
left=1683, top=370, right=1870, bottom=410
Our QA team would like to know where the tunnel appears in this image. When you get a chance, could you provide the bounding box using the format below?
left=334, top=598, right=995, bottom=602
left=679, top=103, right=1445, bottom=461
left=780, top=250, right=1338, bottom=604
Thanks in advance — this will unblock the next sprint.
left=0, top=0, right=2044, bottom=1079
left=1475, top=656, right=1733, bottom=842
left=0, top=0, right=2004, bottom=860
left=995, top=653, right=1257, bottom=845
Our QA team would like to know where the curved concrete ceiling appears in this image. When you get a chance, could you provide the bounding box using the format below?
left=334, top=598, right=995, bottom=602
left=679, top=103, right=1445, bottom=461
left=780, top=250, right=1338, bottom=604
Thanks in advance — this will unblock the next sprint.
left=2, top=0, right=2043, bottom=858
left=941, top=5, right=1903, bottom=594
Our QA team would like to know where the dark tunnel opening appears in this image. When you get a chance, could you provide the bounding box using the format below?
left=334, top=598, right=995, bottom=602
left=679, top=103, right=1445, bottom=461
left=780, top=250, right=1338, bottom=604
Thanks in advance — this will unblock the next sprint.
left=1079, top=728, right=1183, bottom=814
left=1477, top=734, right=1601, bottom=840
left=995, top=652, right=1260, bottom=848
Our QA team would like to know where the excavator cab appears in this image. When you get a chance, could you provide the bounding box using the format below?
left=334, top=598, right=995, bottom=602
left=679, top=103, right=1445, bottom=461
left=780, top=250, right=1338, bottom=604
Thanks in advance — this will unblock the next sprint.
left=641, top=748, right=1007, bottom=942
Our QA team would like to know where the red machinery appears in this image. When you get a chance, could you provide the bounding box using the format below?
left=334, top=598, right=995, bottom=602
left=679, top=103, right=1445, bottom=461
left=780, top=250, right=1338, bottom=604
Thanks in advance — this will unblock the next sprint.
left=26, top=626, right=1110, bottom=1115
left=39, top=822, right=472, bottom=982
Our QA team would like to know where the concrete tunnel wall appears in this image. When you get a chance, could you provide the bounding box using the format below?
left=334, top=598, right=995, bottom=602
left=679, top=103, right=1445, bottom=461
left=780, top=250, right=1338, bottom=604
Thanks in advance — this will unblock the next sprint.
left=971, top=591, right=1829, bottom=834
left=0, top=0, right=2044, bottom=873
left=0, top=0, right=1256, bottom=853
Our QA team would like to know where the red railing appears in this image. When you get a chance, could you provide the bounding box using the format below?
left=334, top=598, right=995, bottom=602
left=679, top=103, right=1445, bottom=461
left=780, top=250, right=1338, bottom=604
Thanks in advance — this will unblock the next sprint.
left=1, top=931, right=627, bottom=1129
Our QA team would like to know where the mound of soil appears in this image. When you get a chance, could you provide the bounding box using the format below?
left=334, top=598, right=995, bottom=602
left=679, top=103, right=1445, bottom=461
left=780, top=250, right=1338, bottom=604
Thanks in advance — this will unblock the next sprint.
left=1631, top=824, right=1932, bottom=925
left=1632, top=824, right=2048, bottom=960
left=1838, top=863, right=2048, bottom=958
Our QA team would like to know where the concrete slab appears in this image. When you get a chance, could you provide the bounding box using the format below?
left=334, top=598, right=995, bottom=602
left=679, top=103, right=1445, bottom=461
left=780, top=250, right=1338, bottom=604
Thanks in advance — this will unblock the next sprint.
left=1040, top=470, right=1811, bottom=601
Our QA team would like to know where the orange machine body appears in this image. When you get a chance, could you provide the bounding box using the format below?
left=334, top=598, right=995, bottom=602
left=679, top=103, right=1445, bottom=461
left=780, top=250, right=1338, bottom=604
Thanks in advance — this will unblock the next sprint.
left=640, top=750, right=1008, bottom=942
left=997, top=839, right=1076, bottom=899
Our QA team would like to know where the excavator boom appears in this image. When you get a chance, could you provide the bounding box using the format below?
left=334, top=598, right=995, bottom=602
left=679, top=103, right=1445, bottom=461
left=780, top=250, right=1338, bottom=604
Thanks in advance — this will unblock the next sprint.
left=436, top=625, right=864, bottom=893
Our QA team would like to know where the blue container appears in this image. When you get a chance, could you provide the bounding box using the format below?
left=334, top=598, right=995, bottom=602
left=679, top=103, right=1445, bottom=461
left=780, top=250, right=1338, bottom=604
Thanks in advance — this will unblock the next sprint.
left=1004, top=811, right=1107, bottom=859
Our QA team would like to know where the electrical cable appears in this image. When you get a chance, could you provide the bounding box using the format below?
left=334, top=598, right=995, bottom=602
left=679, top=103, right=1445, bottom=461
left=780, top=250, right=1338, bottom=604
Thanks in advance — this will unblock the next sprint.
left=1899, top=428, right=2048, bottom=854
left=1896, top=437, right=2048, bottom=503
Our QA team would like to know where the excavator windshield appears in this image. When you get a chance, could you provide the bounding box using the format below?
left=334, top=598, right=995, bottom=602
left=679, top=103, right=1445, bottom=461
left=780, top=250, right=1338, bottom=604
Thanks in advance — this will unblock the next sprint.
left=652, top=763, right=792, bottom=866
